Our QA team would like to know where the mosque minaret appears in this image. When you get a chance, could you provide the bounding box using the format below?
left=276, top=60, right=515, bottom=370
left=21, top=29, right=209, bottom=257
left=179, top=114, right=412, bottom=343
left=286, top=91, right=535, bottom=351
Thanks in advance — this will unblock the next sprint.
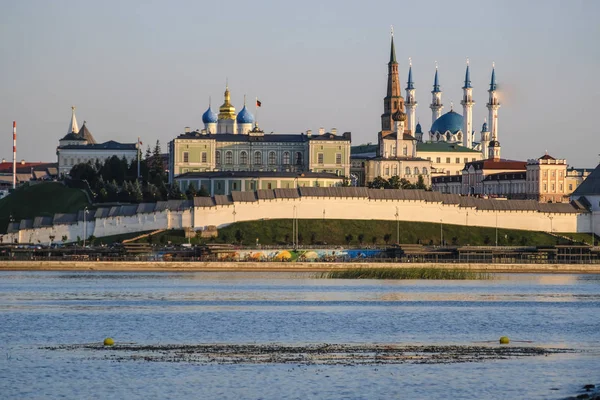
left=460, top=59, right=475, bottom=149
left=429, top=65, right=443, bottom=126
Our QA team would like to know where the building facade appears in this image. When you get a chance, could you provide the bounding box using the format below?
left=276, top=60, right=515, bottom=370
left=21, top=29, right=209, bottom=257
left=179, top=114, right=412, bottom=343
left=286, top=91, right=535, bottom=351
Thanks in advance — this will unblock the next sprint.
left=168, top=88, right=351, bottom=194
left=56, top=107, right=138, bottom=176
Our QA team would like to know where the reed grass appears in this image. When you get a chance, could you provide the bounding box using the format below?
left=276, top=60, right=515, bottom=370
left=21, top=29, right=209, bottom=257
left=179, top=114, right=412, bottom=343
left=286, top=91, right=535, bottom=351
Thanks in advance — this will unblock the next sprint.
left=323, top=267, right=492, bottom=280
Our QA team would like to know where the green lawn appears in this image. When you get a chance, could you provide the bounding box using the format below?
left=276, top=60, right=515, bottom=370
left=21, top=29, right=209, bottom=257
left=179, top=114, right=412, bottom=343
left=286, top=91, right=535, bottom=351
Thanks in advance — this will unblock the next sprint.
left=0, top=182, right=90, bottom=233
left=134, top=219, right=588, bottom=247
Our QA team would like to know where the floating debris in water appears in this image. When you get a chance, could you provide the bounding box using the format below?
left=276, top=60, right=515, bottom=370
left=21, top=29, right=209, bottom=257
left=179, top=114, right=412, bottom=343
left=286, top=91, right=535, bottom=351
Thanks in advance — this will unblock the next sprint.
left=42, top=343, right=575, bottom=366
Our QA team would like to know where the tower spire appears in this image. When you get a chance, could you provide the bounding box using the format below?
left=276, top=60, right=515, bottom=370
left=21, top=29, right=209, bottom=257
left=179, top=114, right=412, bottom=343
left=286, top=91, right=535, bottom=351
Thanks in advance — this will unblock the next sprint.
left=490, top=62, right=497, bottom=91
left=487, top=63, right=501, bottom=154
left=68, top=106, right=79, bottom=134
left=405, top=58, right=418, bottom=136
left=389, top=26, right=397, bottom=64
left=380, top=30, right=404, bottom=137
left=430, top=63, right=443, bottom=127
left=460, top=59, right=475, bottom=148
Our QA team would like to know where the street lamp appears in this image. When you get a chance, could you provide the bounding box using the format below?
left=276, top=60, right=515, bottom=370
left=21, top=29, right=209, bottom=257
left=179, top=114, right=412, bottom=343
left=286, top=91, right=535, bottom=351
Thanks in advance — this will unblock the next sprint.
left=548, top=215, right=554, bottom=234
left=232, top=204, right=237, bottom=223
left=395, top=206, right=399, bottom=244
left=83, top=207, right=89, bottom=247
left=440, top=218, right=443, bottom=246
left=495, top=211, right=498, bottom=247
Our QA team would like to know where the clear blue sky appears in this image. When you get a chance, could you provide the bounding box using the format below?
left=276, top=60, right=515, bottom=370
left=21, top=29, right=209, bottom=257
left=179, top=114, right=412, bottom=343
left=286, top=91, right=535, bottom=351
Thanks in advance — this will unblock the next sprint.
left=1, top=0, right=599, bottom=167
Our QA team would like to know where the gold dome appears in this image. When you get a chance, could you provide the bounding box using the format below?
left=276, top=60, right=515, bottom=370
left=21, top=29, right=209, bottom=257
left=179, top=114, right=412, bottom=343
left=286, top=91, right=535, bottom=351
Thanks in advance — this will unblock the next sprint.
left=218, top=86, right=236, bottom=120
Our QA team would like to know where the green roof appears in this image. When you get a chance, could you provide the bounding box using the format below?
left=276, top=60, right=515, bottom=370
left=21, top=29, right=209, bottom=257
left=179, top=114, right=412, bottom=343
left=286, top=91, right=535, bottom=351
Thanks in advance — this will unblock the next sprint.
left=351, top=144, right=378, bottom=154
left=417, top=142, right=481, bottom=153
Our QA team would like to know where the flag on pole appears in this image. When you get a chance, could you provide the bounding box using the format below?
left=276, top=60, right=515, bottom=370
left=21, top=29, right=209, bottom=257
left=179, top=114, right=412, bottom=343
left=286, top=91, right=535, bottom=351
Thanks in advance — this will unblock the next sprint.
left=256, top=99, right=262, bottom=107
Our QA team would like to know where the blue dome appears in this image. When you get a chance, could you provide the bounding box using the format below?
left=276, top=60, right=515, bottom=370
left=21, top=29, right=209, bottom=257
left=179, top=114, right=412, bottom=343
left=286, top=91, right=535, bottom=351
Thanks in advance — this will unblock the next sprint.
left=415, top=122, right=422, bottom=133
left=236, top=106, right=254, bottom=124
left=481, top=121, right=488, bottom=132
left=202, top=107, right=218, bottom=124
left=431, top=110, right=463, bottom=134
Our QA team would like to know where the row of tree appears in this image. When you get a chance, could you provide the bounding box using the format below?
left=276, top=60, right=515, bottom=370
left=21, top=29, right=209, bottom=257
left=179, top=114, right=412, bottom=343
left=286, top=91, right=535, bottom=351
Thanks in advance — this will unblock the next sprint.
left=368, top=175, right=428, bottom=190
left=68, top=141, right=208, bottom=203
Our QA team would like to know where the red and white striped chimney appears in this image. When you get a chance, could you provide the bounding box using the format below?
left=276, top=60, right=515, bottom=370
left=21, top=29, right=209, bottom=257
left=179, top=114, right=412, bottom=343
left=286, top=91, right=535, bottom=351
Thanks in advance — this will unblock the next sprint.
left=12, top=121, right=16, bottom=189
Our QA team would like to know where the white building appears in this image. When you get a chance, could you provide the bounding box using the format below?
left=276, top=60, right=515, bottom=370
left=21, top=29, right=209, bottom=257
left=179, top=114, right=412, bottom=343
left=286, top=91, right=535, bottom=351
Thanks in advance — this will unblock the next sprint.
left=56, top=107, right=138, bottom=176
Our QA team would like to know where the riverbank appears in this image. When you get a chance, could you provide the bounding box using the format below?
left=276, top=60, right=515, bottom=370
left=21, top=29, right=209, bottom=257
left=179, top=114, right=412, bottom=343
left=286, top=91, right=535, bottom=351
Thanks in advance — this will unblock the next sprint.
left=1, top=260, right=600, bottom=273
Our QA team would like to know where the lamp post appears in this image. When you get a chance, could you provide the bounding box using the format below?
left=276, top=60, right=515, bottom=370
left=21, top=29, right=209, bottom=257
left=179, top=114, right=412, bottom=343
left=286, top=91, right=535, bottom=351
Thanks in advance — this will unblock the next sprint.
left=83, top=207, right=89, bottom=247
left=440, top=218, right=443, bottom=246
left=232, top=204, right=237, bottom=223
left=495, top=211, right=498, bottom=247
left=322, top=209, right=325, bottom=242
left=548, top=215, right=554, bottom=234
left=395, top=206, right=399, bottom=244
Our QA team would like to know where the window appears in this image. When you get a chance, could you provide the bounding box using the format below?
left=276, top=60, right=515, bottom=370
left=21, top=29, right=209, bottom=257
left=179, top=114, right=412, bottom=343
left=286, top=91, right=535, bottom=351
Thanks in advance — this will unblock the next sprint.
left=268, top=151, right=277, bottom=165
left=551, top=183, right=555, bottom=192
left=472, top=158, right=476, bottom=162
left=201, top=152, right=207, bottom=163
left=544, top=171, right=548, bottom=177
left=254, top=151, right=262, bottom=165
left=560, top=171, right=563, bottom=177
left=569, top=184, right=573, bottom=191
left=267, top=183, right=272, bottom=189
left=232, top=182, right=237, bottom=190
left=436, top=157, right=441, bottom=163
left=392, top=166, right=398, bottom=176
left=414, top=167, right=419, bottom=175
left=296, top=152, right=303, bottom=165
left=317, top=153, right=324, bottom=164
left=391, top=145, right=396, bottom=156
left=427, top=157, right=431, bottom=161
left=422, top=167, right=428, bottom=175
left=446, top=157, right=451, bottom=163
left=335, top=153, right=342, bottom=165
left=283, top=152, right=290, bottom=164
left=559, top=184, right=563, bottom=191
left=455, top=157, right=460, bottom=163
left=543, top=183, right=547, bottom=192
left=225, top=151, right=233, bottom=165
left=384, top=166, right=390, bottom=176
left=464, top=158, right=468, bottom=163
left=240, top=151, right=248, bottom=165
left=216, top=151, right=221, bottom=165
left=552, top=171, right=555, bottom=177
left=405, top=167, right=411, bottom=175
left=183, top=152, right=189, bottom=163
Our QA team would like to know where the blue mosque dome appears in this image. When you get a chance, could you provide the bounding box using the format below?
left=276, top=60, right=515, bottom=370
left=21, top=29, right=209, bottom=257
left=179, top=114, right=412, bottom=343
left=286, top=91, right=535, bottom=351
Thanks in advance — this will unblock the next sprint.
left=202, top=107, right=218, bottom=124
left=236, top=106, right=254, bottom=124
left=415, top=122, right=422, bottom=134
left=430, top=110, right=463, bottom=134
left=482, top=121, right=488, bottom=132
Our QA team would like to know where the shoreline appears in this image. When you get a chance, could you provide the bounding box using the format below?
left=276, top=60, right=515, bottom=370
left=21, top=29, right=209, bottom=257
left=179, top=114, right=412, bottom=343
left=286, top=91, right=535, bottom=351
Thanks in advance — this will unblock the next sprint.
left=1, top=260, right=600, bottom=273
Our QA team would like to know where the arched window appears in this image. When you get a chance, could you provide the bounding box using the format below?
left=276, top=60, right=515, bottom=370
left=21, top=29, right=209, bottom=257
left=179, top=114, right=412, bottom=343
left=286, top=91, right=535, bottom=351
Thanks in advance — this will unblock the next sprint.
left=283, top=151, right=290, bottom=164
left=392, top=166, right=398, bottom=176
left=240, top=151, right=248, bottom=165
left=405, top=167, right=411, bottom=175
left=215, top=151, right=221, bottom=165
left=403, top=146, right=408, bottom=156
left=225, top=151, right=233, bottom=164
left=295, top=152, right=302, bottom=165
left=422, top=167, right=428, bottom=175
left=414, top=167, right=419, bottom=175
left=254, top=151, right=262, bottom=165
left=268, top=151, right=277, bottom=165
left=384, top=166, right=390, bottom=176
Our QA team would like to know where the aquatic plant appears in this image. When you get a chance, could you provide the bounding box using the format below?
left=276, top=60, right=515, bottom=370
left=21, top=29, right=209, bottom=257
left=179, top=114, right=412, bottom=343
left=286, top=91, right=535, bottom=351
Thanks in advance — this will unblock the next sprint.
left=323, top=267, right=492, bottom=280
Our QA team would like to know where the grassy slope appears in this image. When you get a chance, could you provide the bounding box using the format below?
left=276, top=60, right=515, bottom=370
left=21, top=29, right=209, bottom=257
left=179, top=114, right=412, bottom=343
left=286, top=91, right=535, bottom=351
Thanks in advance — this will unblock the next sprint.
left=138, top=219, right=586, bottom=247
left=0, top=182, right=90, bottom=234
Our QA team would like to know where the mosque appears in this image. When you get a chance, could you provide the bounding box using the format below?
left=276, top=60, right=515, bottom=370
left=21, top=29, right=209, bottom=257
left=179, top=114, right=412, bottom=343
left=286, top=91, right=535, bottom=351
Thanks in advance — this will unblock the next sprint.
left=352, top=33, right=501, bottom=185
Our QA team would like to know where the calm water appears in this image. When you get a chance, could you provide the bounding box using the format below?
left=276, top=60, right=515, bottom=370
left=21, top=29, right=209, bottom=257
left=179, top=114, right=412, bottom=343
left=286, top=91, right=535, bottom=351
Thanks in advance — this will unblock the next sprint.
left=0, top=271, right=599, bottom=399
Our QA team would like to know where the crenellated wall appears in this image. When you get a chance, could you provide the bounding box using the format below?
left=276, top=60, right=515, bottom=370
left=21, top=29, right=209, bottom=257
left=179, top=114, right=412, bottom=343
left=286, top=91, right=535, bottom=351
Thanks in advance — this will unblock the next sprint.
left=0, top=192, right=594, bottom=245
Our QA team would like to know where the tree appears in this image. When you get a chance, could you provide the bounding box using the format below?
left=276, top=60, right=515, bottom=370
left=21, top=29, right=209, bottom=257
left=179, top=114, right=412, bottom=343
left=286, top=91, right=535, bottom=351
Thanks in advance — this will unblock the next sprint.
left=297, top=233, right=303, bottom=245
left=415, top=175, right=427, bottom=190
left=371, top=236, right=377, bottom=245
left=197, top=185, right=210, bottom=197
left=235, top=229, right=244, bottom=244
left=169, top=183, right=187, bottom=200
left=69, top=162, right=98, bottom=187
left=387, top=175, right=401, bottom=189
left=310, top=232, right=317, bottom=245
left=149, top=140, right=166, bottom=186
left=186, top=182, right=198, bottom=199
left=62, top=235, right=68, bottom=243
left=220, top=233, right=229, bottom=243
left=358, top=233, right=365, bottom=245
left=383, top=233, right=392, bottom=245
left=368, top=176, right=388, bottom=189
left=400, top=178, right=415, bottom=189
left=345, top=234, right=353, bottom=245
left=131, top=180, right=144, bottom=203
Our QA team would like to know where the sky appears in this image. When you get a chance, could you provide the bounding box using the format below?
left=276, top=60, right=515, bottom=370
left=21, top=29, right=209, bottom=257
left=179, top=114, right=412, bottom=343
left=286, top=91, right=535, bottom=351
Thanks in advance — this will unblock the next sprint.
left=1, top=0, right=599, bottom=167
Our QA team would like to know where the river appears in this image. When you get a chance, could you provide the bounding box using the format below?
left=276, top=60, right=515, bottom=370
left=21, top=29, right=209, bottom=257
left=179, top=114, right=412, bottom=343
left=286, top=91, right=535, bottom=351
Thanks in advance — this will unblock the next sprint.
left=1, top=271, right=599, bottom=399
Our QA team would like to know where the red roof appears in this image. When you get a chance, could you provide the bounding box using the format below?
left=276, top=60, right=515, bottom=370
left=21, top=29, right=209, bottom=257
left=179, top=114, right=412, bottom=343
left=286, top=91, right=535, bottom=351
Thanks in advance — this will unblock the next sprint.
left=539, top=153, right=556, bottom=160
left=465, top=158, right=526, bottom=171
left=0, top=161, right=54, bottom=173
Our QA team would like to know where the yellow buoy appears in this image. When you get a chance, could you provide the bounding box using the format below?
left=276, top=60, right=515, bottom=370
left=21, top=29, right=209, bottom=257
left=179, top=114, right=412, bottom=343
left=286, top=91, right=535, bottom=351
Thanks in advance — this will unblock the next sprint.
left=103, top=337, right=115, bottom=346
left=499, top=336, right=510, bottom=344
